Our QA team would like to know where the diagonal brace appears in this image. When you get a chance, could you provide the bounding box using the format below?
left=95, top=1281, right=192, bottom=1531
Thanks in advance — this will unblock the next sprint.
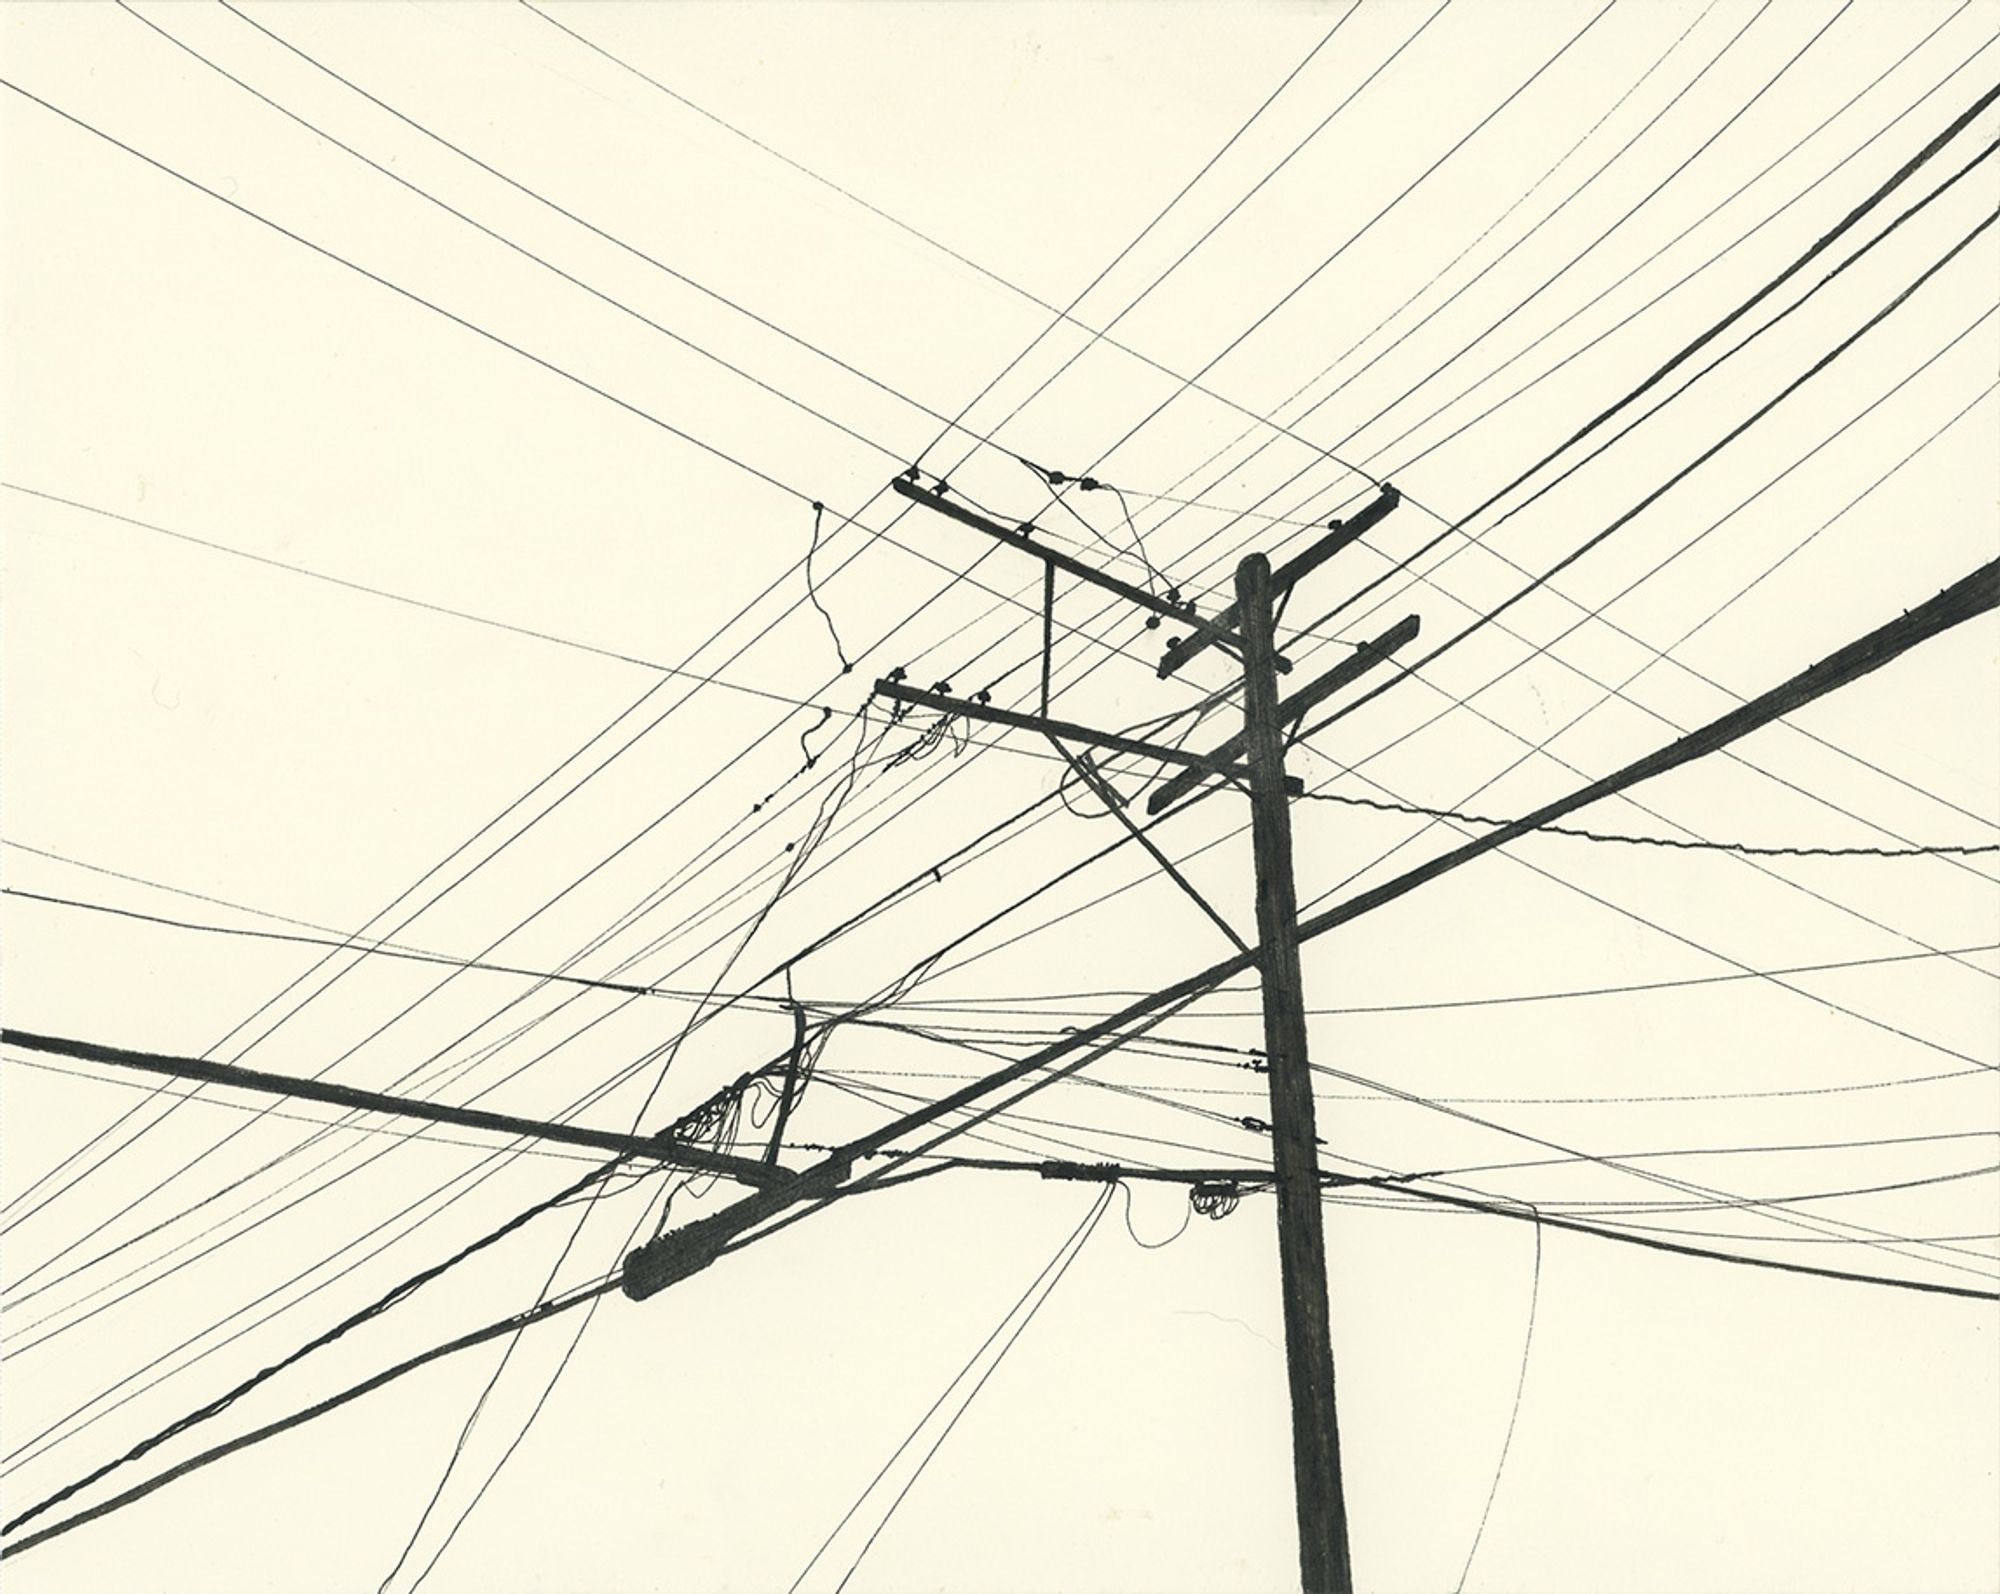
left=1047, top=733, right=1251, bottom=955
left=1158, top=484, right=1402, bottom=678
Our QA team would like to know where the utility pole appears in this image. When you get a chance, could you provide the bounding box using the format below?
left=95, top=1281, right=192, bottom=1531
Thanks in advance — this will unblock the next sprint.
left=870, top=469, right=1407, bottom=1593
left=1236, top=552, right=1351, bottom=1594
left=13, top=555, right=1995, bottom=1574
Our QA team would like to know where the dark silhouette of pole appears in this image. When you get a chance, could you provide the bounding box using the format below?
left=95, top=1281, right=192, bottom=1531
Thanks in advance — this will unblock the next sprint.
left=1236, top=551, right=1353, bottom=1594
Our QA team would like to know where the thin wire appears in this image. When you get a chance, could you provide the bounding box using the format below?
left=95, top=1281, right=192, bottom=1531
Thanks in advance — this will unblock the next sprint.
left=384, top=725, right=885, bottom=1589
left=804, top=501, right=854, bottom=675
left=834, top=1188, right=1112, bottom=1594
left=1352, top=1182, right=1999, bottom=1302
left=2, top=484, right=840, bottom=710
left=1117, top=1179, right=1194, bottom=1250
left=784, top=1185, right=1112, bottom=1592
left=1222, top=3, right=1962, bottom=642
left=521, top=0, right=1378, bottom=484
left=1453, top=1207, right=1542, bottom=1593
left=1301, top=196, right=2000, bottom=744
left=1037, top=0, right=1615, bottom=509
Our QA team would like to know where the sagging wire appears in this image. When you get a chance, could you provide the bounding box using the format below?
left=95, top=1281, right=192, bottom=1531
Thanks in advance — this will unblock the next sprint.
left=1037, top=680, right=1242, bottom=820
left=803, top=499, right=854, bottom=675
left=754, top=701, right=870, bottom=815
left=747, top=972, right=831, bottom=1142
left=1452, top=1201, right=1544, bottom=1594
left=1055, top=749, right=1126, bottom=822
left=640, top=703, right=882, bottom=1242
left=874, top=670, right=969, bottom=771
left=1115, top=1178, right=1192, bottom=1249
left=1018, top=455, right=1174, bottom=599
left=797, top=704, right=836, bottom=770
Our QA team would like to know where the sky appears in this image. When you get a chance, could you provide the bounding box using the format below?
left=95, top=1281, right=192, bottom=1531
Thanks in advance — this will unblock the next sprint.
left=2, top=2, right=1998, bottom=1591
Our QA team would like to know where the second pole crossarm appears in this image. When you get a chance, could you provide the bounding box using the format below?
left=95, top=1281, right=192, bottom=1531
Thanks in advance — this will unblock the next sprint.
left=875, top=678, right=1303, bottom=794
left=1146, top=615, right=1421, bottom=815
left=1158, top=485, right=1402, bottom=679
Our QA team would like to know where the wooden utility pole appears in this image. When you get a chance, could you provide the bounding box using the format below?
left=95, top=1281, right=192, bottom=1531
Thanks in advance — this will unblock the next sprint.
left=875, top=473, right=1408, bottom=1591
left=1236, top=551, right=1353, bottom=1594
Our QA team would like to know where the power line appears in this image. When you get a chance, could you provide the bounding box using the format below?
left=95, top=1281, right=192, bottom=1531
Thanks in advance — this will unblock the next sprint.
left=813, top=1187, right=1112, bottom=1594
left=133, top=12, right=1960, bottom=1160
left=1284, top=1058, right=2000, bottom=1271
left=1317, top=20, right=1995, bottom=537
left=270, top=24, right=1408, bottom=1552
left=11, top=1100, right=1988, bottom=1564
left=504, top=24, right=2000, bottom=1096
left=1300, top=199, right=2000, bottom=746
left=872, top=240, right=2000, bottom=1094
left=0, top=1270, right=625, bottom=1562
left=0, top=1028, right=781, bottom=1184
left=1113, top=35, right=2000, bottom=859
left=913, top=942, right=1995, bottom=1024
left=1283, top=331, right=2000, bottom=885
left=4, top=683, right=880, bottom=1301
left=832, top=554, right=2000, bottom=1234
left=684, top=320, right=2000, bottom=1072
left=0, top=1016, right=685, bottom=1472
left=3, top=715, right=884, bottom=1343
left=11, top=34, right=1984, bottom=1576
left=7, top=348, right=1304, bottom=1496
left=0, top=77, right=817, bottom=499
left=1361, top=1181, right=2000, bottom=1302
left=1003, top=0, right=1617, bottom=543
left=0, top=76, right=1168, bottom=678
left=1451, top=1207, right=1541, bottom=1594
left=0, top=1156, right=639, bottom=1538
left=0, top=71, right=1296, bottom=1352
left=941, top=46, right=2000, bottom=928
left=1275, top=54, right=2000, bottom=654
left=518, top=0, right=1384, bottom=488
left=116, top=2, right=937, bottom=475
left=216, top=0, right=1040, bottom=469
left=1295, top=792, right=2000, bottom=857
left=1261, top=0, right=1772, bottom=498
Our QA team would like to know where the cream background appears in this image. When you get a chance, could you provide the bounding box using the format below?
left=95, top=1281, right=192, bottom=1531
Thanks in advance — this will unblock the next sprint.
left=3, top=2, right=1997, bottom=1591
